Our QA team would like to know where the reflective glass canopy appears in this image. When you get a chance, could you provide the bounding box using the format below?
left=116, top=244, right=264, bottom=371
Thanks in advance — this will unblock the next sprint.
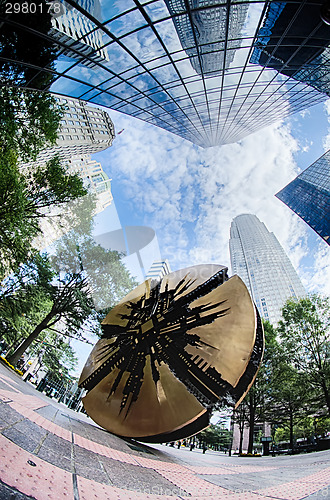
left=1, top=0, right=329, bottom=147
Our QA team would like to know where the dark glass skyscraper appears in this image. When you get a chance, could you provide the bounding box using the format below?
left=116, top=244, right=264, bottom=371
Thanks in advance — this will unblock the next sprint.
left=1, top=0, right=329, bottom=147
left=276, top=150, right=330, bottom=245
left=250, top=0, right=330, bottom=97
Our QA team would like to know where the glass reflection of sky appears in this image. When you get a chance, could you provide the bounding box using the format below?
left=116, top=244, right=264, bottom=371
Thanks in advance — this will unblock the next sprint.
left=6, top=0, right=328, bottom=147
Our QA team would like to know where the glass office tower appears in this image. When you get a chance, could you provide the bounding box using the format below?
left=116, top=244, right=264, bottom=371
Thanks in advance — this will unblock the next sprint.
left=276, top=150, right=330, bottom=245
left=19, top=97, right=115, bottom=169
left=50, top=0, right=110, bottom=68
left=250, top=0, right=330, bottom=97
left=229, top=214, right=305, bottom=325
left=164, top=0, right=248, bottom=75
left=1, top=0, right=329, bottom=147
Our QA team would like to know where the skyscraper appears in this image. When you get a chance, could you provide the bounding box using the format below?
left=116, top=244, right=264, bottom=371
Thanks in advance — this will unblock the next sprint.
left=250, top=0, right=330, bottom=96
left=20, top=97, right=115, bottom=170
left=229, top=214, right=305, bottom=325
left=33, top=154, right=113, bottom=250
left=164, top=0, right=248, bottom=75
left=276, top=150, right=330, bottom=245
left=3, top=0, right=329, bottom=147
left=145, top=260, right=172, bottom=281
left=50, top=0, right=110, bottom=68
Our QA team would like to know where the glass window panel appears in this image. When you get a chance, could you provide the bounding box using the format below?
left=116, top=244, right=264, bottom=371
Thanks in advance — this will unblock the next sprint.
left=64, top=62, right=111, bottom=84
left=144, top=1, right=170, bottom=22
left=155, top=17, right=182, bottom=54
left=104, top=9, right=147, bottom=37
left=90, top=94, right=122, bottom=108
left=106, top=43, right=139, bottom=73
left=122, top=28, right=167, bottom=63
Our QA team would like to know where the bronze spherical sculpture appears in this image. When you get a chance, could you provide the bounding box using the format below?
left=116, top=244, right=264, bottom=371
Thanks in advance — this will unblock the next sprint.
left=79, top=264, right=264, bottom=442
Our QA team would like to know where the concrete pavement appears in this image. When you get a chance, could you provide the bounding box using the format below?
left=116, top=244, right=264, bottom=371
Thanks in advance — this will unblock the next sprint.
left=0, top=362, right=329, bottom=499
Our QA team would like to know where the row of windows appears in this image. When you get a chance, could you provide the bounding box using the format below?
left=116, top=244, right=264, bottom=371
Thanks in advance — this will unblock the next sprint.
left=9, top=1, right=328, bottom=148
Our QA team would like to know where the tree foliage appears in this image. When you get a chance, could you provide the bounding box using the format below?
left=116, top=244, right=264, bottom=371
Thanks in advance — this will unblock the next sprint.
left=5, top=267, right=95, bottom=366
left=278, top=295, right=330, bottom=417
left=234, top=320, right=278, bottom=453
left=198, top=423, right=232, bottom=449
left=0, top=87, right=62, bottom=160
left=0, top=254, right=54, bottom=345
left=51, top=198, right=139, bottom=319
left=232, top=298, right=330, bottom=452
left=27, top=332, right=78, bottom=379
left=0, top=156, right=87, bottom=278
left=266, top=360, right=311, bottom=450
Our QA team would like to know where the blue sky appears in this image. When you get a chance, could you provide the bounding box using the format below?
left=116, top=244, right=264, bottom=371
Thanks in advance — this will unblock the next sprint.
left=45, top=0, right=330, bottom=377
left=91, top=99, right=330, bottom=296
left=71, top=100, right=330, bottom=375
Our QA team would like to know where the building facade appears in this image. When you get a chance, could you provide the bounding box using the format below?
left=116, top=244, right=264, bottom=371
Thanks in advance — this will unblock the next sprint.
left=145, top=260, right=172, bottom=282
left=164, top=0, right=248, bottom=75
left=250, top=0, right=330, bottom=96
left=276, top=150, right=330, bottom=245
left=4, top=1, right=330, bottom=147
left=50, top=0, right=110, bottom=68
left=21, top=97, right=115, bottom=169
left=33, top=155, right=113, bottom=250
left=229, top=214, right=305, bottom=325
left=67, top=155, right=113, bottom=213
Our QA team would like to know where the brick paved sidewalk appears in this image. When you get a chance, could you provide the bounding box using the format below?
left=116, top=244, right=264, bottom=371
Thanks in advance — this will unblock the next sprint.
left=0, top=365, right=329, bottom=500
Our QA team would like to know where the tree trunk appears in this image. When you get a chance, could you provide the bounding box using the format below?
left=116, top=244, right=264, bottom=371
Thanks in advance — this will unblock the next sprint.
left=320, top=377, right=330, bottom=417
left=239, top=426, right=244, bottom=454
left=6, top=311, right=55, bottom=366
left=289, top=409, right=294, bottom=452
left=238, top=412, right=245, bottom=454
left=247, top=394, right=255, bottom=454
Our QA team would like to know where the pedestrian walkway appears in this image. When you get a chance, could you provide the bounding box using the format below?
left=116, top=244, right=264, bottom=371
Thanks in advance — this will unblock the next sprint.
left=0, top=363, right=329, bottom=499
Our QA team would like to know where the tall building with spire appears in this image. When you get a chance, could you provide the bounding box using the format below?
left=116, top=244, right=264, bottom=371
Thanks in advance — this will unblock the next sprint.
left=276, top=149, right=330, bottom=246
left=4, top=0, right=330, bottom=147
left=229, top=214, right=305, bottom=325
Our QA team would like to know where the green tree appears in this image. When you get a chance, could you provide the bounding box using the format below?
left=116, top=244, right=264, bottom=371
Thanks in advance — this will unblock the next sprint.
left=278, top=295, right=330, bottom=417
left=0, top=254, right=55, bottom=347
left=0, top=156, right=87, bottom=278
left=0, top=87, right=62, bottom=160
left=0, top=4, right=87, bottom=276
left=26, top=333, right=78, bottom=379
left=266, top=360, right=311, bottom=451
left=51, top=197, right=138, bottom=319
left=241, top=320, right=278, bottom=454
left=232, top=399, right=247, bottom=454
left=198, top=423, right=232, bottom=450
left=6, top=270, right=94, bottom=366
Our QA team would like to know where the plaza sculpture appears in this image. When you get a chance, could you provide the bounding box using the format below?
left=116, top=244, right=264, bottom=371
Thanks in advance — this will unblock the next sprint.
left=78, top=264, right=264, bottom=442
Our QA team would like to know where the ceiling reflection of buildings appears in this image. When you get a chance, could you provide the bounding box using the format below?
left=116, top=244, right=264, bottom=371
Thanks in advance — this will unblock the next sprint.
left=250, top=0, right=330, bottom=97
left=1, top=0, right=329, bottom=147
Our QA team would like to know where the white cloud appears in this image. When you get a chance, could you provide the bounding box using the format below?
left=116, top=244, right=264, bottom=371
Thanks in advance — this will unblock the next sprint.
left=304, top=241, right=330, bottom=296
left=95, top=111, right=315, bottom=290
